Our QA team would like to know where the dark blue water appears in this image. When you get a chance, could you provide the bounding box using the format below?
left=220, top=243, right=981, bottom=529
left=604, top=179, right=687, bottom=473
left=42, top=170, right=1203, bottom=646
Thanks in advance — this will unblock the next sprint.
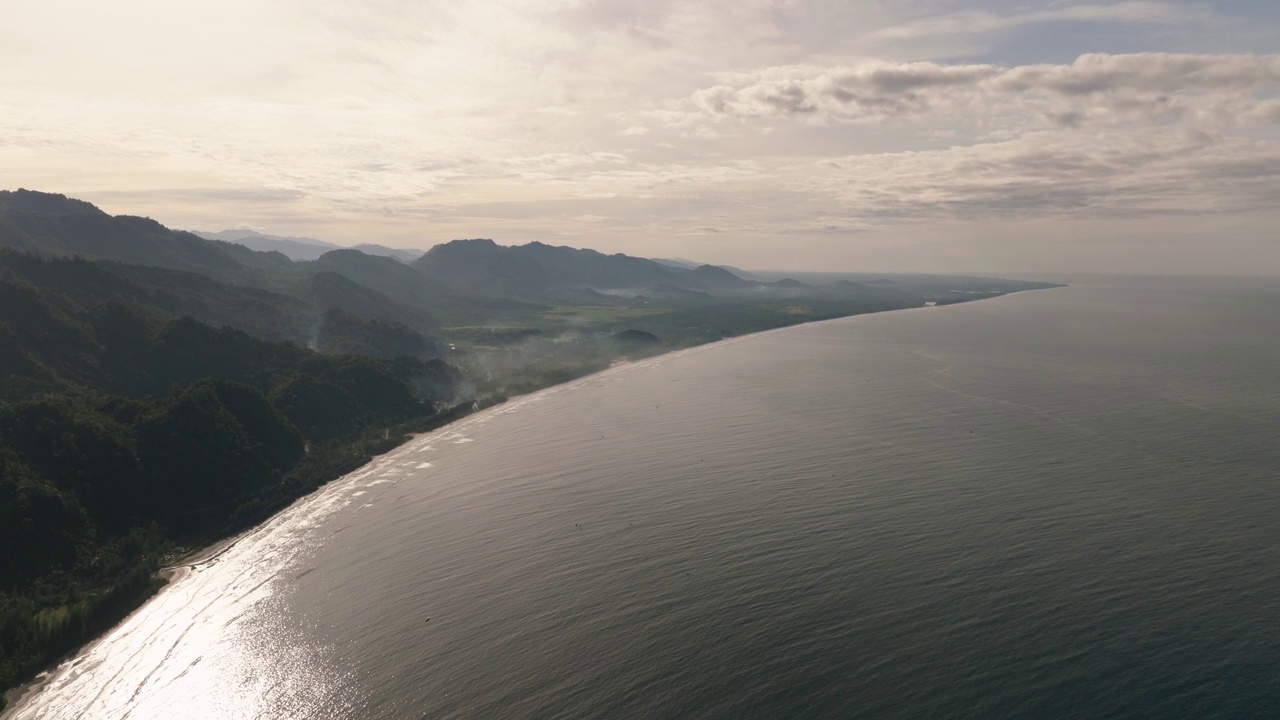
left=15, top=276, right=1280, bottom=719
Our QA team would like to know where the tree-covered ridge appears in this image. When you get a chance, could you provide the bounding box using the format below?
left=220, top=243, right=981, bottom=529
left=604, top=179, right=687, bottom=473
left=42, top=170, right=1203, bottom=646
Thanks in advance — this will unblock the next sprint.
left=296, top=271, right=436, bottom=332
left=0, top=190, right=285, bottom=288
left=0, top=271, right=459, bottom=698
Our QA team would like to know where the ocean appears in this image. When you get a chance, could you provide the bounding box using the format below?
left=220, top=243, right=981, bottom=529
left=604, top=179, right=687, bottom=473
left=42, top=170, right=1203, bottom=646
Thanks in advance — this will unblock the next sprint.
left=9, top=275, right=1280, bottom=719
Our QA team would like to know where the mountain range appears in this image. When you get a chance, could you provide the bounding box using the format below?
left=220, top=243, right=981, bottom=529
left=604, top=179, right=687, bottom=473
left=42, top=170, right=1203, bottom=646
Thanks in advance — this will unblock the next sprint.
left=194, top=229, right=426, bottom=264
left=0, top=190, right=814, bottom=352
left=0, top=190, right=761, bottom=369
left=0, top=189, right=1057, bottom=363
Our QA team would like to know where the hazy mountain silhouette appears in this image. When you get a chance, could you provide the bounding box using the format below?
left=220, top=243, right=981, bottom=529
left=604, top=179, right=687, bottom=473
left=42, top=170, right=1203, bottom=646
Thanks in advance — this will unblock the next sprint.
left=653, top=257, right=758, bottom=279
left=0, top=190, right=291, bottom=287
left=297, top=272, right=436, bottom=331
left=197, top=229, right=426, bottom=263
left=772, top=278, right=811, bottom=288
left=684, top=264, right=755, bottom=290
left=350, top=244, right=425, bottom=263
left=415, top=239, right=750, bottom=297
left=306, top=249, right=450, bottom=309
left=196, top=229, right=338, bottom=261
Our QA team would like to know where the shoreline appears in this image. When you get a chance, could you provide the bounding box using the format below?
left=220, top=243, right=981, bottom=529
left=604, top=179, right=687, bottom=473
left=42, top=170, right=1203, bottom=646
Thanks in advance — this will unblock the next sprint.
left=0, top=500, right=293, bottom=716
left=0, top=392, right=530, bottom=716
left=0, top=286, right=1062, bottom=717
left=158, top=529, right=254, bottom=583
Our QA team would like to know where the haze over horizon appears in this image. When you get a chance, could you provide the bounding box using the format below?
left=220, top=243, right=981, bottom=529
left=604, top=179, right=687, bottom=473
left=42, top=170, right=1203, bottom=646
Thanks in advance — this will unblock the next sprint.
left=3, top=1, right=1279, bottom=275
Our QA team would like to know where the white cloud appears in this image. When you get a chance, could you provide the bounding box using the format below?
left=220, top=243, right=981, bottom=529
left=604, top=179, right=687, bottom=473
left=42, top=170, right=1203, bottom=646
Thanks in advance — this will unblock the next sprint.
left=994, top=53, right=1280, bottom=96
left=866, top=1, right=1217, bottom=42
left=694, top=53, right=1280, bottom=127
left=799, top=129, right=1280, bottom=220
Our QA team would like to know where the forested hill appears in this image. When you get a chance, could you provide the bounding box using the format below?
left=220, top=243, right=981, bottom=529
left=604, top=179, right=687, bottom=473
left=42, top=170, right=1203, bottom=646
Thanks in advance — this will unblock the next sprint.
left=0, top=278, right=461, bottom=700
left=0, top=190, right=292, bottom=287
left=0, top=216, right=465, bottom=701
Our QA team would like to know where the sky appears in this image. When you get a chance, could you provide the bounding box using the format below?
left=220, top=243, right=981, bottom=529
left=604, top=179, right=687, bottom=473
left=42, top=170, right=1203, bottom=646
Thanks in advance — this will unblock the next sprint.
left=2, top=0, right=1278, bottom=274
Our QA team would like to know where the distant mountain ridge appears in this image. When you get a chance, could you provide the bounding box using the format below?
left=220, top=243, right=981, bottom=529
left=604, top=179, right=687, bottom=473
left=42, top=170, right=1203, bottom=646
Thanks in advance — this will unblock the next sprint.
left=305, top=249, right=457, bottom=313
left=0, top=190, right=297, bottom=288
left=684, top=264, right=753, bottom=290
left=2, top=190, right=1055, bottom=353
left=0, top=191, right=765, bottom=309
left=296, top=272, right=436, bottom=331
left=653, top=257, right=759, bottom=279
left=0, top=189, right=101, bottom=216
left=0, top=192, right=442, bottom=357
left=195, top=229, right=425, bottom=263
left=413, top=238, right=764, bottom=299
left=196, top=229, right=337, bottom=262
left=416, top=239, right=683, bottom=296
left=0, top=192, right=740, bottom=343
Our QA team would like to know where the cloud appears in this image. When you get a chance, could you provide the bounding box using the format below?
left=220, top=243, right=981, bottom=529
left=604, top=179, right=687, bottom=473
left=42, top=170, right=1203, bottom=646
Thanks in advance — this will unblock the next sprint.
left=795, top=129, right=1280, bottom=221
left=694, top=53, right=1280, bottom=127
left=993, top=53, right=1280, bottom=95
left=866, top=1, right=1216, bottom=42
left=694, top=62, right=1003, bottom=119
left=89, top=188, right=308, bottom=204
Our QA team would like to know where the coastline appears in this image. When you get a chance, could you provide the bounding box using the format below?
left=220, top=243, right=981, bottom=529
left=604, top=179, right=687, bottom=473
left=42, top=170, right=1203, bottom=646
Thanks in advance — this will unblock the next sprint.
left=1, top=392, right=523, bottom=716
left=0, top=495, right=300, bottom=716
left=0, top=286, right=1062, bottom=717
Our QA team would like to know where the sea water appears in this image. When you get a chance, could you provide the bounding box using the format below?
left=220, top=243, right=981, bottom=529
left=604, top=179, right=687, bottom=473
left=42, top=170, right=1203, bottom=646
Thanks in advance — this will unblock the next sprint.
left=11, top=275, right=1280, bottom=719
